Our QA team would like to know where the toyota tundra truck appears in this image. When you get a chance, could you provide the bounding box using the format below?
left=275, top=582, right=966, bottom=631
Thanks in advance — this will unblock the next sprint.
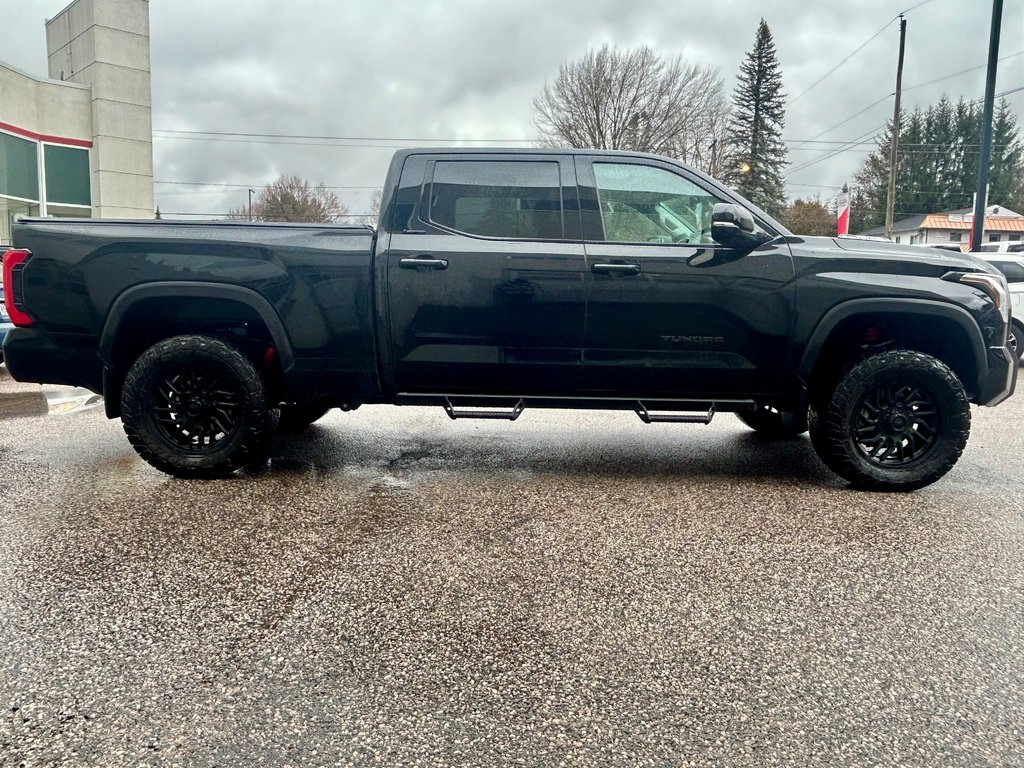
left=2, top=149, right=1017, bottom=490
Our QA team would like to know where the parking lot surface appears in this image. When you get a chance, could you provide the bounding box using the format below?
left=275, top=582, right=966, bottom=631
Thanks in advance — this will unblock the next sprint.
left=0, top=366, right=1022, bottom=766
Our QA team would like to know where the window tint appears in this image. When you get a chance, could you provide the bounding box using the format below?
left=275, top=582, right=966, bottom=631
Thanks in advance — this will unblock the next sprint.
left=428, top=161, right=562, bottom=239
left=980, top=244, right=999, bottom=252
left=991, top=260, right=1024, bottom=282
left=593, top=163, right=719, bottom=244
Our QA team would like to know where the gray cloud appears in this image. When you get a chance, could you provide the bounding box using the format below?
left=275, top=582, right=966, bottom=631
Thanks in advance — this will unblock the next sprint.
left=4, top=0, right=1023, bottom=217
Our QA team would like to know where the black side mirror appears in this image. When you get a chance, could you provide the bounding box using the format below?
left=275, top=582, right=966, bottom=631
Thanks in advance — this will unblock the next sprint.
left=711, top=203, right=773, bottom=252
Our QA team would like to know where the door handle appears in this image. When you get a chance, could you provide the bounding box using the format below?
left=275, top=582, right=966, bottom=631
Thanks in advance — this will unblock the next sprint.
left=400, top=256, right=449, bottom=270
left=591, top=262, right=641, bottom=275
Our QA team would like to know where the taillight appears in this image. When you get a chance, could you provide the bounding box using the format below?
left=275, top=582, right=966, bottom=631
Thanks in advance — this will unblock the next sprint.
left=2, top=249, right=33, bottom=327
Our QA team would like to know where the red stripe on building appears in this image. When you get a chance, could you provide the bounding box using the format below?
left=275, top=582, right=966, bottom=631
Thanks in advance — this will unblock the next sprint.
left=0, top=120, right=92, bottom=148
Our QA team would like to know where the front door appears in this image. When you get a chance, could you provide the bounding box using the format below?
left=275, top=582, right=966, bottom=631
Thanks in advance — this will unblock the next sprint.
left=384, top=154, right=586, bottom=395
left=577, top=157, right=795, bottom=398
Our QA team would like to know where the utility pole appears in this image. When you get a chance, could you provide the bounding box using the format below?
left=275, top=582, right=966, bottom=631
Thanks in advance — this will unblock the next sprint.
left=971, top=0, right=1004, bottom=252
left=248, top=188, right=255, bottom=222
left=884, top=15, right=907, bottom=241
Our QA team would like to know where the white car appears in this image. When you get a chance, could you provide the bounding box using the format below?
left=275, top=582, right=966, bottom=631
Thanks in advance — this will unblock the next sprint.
left=981, top=253, right=1024, bottom=359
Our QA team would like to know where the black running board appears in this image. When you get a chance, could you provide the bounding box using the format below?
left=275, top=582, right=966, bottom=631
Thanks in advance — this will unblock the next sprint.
left=443, top=397, right=525, bottom=421
left=635, top=401, right=716, bottom=424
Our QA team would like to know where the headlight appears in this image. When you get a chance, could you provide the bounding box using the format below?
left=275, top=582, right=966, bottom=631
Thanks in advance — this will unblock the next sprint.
left=959, top=272, right=1011, bottom=325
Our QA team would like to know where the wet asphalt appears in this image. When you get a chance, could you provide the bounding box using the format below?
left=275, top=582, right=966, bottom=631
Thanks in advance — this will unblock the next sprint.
left=0, top=366, right=1021, bottom=767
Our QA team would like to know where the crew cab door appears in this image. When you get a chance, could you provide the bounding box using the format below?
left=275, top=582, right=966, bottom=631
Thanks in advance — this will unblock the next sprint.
left=381, top=154, right=585, bottom=394
left=577, top=157, right=795, bottom=397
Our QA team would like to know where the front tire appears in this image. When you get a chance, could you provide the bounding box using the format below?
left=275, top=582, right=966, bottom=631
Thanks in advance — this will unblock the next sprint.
left=809, top=349, right=970, bottom=491
left=121, top=335, right=277, bottom=478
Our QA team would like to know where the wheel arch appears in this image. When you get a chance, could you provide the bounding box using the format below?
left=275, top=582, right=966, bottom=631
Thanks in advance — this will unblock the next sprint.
left=100, top=282, right=295, bottom=417
left=800, top=298, right=987, bottom=399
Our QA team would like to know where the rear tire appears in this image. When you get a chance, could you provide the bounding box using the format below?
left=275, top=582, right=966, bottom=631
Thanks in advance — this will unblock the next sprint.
left=121, top=334, right=277, bottom=478
left=277, top=405, right=330, bottom=432
left=736, top=405, right=808, bottom=437
left=809, top=349, right=969, bottom=491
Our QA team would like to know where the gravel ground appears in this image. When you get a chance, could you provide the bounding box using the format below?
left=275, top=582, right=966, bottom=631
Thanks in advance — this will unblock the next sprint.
left=0, top=366, right=1021, bottom=766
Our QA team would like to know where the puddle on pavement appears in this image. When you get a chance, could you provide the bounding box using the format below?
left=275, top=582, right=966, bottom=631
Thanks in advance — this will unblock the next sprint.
left=0, top=388, right=103, bottom=420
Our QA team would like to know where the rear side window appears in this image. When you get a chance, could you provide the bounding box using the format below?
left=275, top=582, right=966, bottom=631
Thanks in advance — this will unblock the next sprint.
left=427, top=161, right=562, bottom=240
left=990, top=260, right=1024, bottom=282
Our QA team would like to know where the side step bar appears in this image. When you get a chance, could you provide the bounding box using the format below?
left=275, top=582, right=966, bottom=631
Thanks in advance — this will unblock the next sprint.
left=444, top=397, right=525, bottom=421
left=635, top=402, right=715, bottom=424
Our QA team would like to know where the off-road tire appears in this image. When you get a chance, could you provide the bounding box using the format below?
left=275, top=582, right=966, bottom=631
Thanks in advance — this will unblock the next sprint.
left=736, top=405, right=808, bottom=437
left=809, top=349, right=970, bottom=492
left=121, top=334, right=277, bottom=478
left=277, top=405, right=330, bottom=432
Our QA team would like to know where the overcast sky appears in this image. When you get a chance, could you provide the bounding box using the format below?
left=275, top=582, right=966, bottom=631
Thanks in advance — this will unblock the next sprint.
left=3, top=0, right=1023, bottom=218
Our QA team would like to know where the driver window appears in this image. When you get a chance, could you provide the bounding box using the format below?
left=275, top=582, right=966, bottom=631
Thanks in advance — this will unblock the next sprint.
left=593, top=163, right=719, bottom=245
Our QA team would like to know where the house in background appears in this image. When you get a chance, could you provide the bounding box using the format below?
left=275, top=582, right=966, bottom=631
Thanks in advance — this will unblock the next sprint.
left=859, top=205, right=1024, bottom=249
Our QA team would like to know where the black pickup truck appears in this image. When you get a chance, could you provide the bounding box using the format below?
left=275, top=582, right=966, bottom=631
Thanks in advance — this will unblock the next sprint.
left=2, top=149, right=1017, bottom=490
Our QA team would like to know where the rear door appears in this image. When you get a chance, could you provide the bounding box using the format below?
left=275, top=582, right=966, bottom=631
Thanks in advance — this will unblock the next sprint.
left=382, top=154, right=586, bottom=395
left=577, top=156, right=795, bottom=398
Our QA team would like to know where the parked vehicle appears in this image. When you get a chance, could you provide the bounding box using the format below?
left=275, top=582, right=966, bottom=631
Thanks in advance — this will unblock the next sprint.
left=981, top=254, right=1024, bottom=359
left=2, top=149, right=1017, bottom=490
left=977, top=241, right=1024, bottom=255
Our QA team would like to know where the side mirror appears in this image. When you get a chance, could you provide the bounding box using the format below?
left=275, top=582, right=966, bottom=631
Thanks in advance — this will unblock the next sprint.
left=711, top=203, right=773, bottom=252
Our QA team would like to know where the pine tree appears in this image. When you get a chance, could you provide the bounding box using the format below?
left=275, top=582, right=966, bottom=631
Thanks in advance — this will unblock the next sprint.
left=849, top=97, right=1024, bottom=233
left=721, top=19, right=788, bottom=217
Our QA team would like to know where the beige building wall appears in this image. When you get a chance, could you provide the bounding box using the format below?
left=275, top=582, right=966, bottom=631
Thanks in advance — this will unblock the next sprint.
left=45, top=0, right=154, bottom=219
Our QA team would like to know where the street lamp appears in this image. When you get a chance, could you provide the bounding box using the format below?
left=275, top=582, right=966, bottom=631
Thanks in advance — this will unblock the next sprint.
left=248, top=188, right=255, bottom=222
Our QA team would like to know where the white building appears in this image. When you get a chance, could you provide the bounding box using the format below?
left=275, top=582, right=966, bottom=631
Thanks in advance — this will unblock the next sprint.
left=860, top=205, right=1024, bottom=249
left=0, top=0, right=154, bottom=243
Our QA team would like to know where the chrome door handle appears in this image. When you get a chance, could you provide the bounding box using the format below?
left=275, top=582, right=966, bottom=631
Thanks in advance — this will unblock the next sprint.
left=591, top=262, right=641, bottom=275
left=400, top=256, right=449, bottom=270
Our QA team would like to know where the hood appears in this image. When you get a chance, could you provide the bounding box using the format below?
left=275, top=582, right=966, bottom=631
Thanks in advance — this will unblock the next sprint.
left=795, top=235, right=999, bottom=275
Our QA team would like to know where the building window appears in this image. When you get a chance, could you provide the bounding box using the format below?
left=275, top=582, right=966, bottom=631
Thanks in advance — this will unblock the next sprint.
left=989, top=234, right=1001, bottom=242
left=949, top=232, right=962, bottom=242
left=1010, top=234, right=1021, bottom=241
left=910, top=234, right=920, bottom=244
left=44, top=144, right=91, bottom=207
left=895, top=236, right=901, bottom=243
left=0, top=131, right=40, bottom=202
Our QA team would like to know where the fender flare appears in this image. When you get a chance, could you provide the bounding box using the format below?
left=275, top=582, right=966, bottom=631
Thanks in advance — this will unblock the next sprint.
left=99, top=281, right=295, bottom=371
left=798, top=297, right=987, bottom=382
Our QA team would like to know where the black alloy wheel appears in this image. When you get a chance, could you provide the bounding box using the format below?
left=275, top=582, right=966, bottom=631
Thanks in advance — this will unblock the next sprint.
left=152, top=364, right=242, bottom=453
left=1009, top=320, right=1024, bottom=360
left=851, top=380, right=938, bottom=466
left=121, top=335, right=278, bottom=477
left=809, top=349, right=970, bottom=491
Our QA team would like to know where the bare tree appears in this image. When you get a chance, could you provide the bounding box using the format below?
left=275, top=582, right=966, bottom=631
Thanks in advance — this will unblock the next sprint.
left=369, top=189, right=383, bottom=221
left=532, top=45, right=729, bottom=174
left=228, top=175, right=348, bottom=222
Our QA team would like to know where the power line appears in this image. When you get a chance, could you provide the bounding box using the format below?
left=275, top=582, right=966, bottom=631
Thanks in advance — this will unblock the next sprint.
left=786, top=124, right=887, bottom=176
left=789, top=94, right=894, bottom=151
left=787, top=19, right=895, bottom=105
left=903, top=49, right=1024, bottom=92
left=153, top=129, right=536, bottom=144
left=898, top=0, right=935, bottom=13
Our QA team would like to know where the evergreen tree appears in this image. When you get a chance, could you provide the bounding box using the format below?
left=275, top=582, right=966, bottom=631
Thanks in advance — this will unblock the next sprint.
left=849, top=97, right=1024, bottom=233
left=722, top=19, right=788, bottom=216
